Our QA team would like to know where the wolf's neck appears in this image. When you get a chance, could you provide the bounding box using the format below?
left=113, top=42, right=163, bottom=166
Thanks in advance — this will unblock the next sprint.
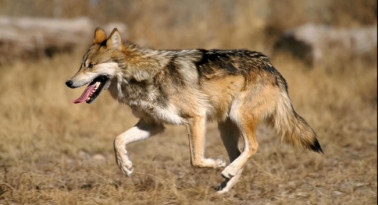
left=122, top=42, right=168, bottom=66
left=107, top=43, right=170, bottom=104
left=120, top=43, right=172, bottom=82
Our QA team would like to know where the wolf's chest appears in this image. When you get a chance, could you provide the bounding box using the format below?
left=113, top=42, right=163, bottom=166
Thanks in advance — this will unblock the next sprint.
left=108, top=79, right=185, bottom=124
left=109, top=78, right=161, bottom=103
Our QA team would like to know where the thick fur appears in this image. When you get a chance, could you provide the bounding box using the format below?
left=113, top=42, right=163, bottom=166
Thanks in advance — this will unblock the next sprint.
left=66, top=28, right=322, bottom=193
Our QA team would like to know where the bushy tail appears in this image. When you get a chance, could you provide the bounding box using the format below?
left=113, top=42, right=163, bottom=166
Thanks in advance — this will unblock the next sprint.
left=272, top=91, right=323, bottom=153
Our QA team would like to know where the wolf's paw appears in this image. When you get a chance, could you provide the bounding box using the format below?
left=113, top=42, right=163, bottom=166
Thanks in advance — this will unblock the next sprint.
left=215, top=184, right=230, bottom=195
left=221, top=166, right=239, bottom=179
left=193, top=158, right=226, bottom=169
left=215, top=168, right=243, bottom=194
left=120, top=165, right=134, bottom=177
left=115, top=151, right=134, bottom=177
left=214, top=158, right=226, bottom=168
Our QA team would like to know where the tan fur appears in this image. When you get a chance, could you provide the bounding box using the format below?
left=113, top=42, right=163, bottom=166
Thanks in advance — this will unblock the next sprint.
left=66, top=28, right=323, bottom=193
left=202, top=75, right=245, bottom=120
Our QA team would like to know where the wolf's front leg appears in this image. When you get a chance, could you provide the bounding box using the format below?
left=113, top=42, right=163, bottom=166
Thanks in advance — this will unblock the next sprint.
left=186, top=116, right=226, bottom=168
left=114, top=120, right=164, bottom=176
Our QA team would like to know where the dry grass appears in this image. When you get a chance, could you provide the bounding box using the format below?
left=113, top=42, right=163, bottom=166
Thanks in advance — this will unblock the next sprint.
left=0, top=1, right=377, bottom=204
left=0, top=47, right=376, bottom=205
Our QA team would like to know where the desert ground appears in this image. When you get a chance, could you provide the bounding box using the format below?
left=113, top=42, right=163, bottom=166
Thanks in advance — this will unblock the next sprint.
left=0, top=1, right=377, bottom=204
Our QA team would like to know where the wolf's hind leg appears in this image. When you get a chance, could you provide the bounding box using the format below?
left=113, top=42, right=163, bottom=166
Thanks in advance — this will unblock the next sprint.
left=218, top=118, right=241, bottom=163
left=186, top=116, right=226, bottom=168
left=221, top=113, right=259, bottom=180
left=216, top=118, right=242, bottom=193
left=114, top=120, right=164, bottom=176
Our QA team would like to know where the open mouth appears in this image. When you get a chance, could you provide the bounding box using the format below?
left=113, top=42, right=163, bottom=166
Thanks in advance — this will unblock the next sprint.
left=72, top=75, right=109, bottom=104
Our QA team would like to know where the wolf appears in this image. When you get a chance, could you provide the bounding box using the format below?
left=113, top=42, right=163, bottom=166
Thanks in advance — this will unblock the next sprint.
left=65, top=28, right=323, bottom=193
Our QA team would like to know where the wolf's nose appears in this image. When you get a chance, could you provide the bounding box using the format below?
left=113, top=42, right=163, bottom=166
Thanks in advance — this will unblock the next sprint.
left=65, top=80, right=73, bottom=88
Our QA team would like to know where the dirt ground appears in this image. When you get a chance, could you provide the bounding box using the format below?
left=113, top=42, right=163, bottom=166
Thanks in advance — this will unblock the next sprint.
left=0, top=1, right=377, bottom=204
left=0, top=47, right=376, bottom=204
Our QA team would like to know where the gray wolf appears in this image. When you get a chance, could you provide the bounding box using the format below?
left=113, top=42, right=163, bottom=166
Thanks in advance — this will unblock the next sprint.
left=65, top=28, right=322, bottom=193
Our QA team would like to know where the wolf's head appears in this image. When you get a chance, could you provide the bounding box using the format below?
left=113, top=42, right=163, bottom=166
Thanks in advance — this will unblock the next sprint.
left=65, top=28, right=124, bottom=104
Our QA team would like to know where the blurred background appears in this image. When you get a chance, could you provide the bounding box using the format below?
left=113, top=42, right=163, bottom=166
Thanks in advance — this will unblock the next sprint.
left=0, top=0, right=376, bottom=204
left=1, top=0, right=376, bottom=59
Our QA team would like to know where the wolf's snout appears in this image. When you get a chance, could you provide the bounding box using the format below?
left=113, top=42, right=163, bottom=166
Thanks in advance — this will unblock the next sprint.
left=65, top=80, right=74, bottom=88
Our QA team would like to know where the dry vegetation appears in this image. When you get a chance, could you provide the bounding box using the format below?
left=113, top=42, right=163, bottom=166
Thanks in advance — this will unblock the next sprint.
left=0, top=1, right=377, bottom=204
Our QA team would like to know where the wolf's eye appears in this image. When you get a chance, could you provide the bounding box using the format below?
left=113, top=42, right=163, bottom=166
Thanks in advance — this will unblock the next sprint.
left=88, top=63, right=94, bottom=68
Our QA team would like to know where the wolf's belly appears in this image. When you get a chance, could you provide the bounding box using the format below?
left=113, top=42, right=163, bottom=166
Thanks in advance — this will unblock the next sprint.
left=130, top=102, right=186, bottom=125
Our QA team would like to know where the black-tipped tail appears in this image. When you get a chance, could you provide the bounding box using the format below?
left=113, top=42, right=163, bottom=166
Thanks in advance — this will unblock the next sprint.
left=272, top=91, right=323, bottom=154
left=309, top=138, right=323, bottom=153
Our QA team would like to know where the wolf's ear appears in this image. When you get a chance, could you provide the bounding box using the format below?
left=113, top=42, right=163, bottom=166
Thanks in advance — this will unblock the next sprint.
left=106, top=28, right=122, bottom=50
left=94, top=28, right=107, bottom=44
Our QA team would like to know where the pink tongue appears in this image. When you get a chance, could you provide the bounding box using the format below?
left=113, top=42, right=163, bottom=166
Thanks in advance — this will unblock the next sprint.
left=72, top=84, right=96, bottom=104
